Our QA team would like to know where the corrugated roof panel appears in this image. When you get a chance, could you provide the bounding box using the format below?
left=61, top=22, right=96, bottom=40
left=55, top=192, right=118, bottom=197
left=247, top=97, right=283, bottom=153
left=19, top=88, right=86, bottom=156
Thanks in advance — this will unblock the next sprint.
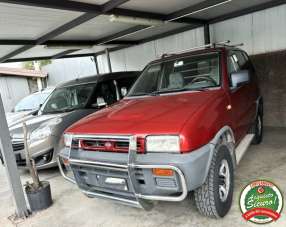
left=10, top=46, right=68, bottom=59
left=53, top=15, right=134, bottom=41
left=188, top=0, right=274, bottom=20
left=0, top=3, right=81, bottom=40
left=118, top=0, right=203, bottom=15
left=69, top=0, right=110, bottom=4
left=0, top=45, right=23, bottom=58
left=67, top=46, right=115, bottom=55
left=117, top=23, right=188, bottom=41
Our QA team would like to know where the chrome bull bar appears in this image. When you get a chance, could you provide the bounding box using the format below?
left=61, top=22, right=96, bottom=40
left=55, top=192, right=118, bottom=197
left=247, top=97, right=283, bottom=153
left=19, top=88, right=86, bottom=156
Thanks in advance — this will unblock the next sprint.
left=57, top=136, right=188, bottom=209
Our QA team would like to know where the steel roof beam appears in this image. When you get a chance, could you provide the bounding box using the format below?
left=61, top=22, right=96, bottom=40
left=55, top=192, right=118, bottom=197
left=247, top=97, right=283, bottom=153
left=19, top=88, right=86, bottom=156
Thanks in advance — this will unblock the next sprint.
left=0, top=0, right=205, bottom=25
left=209, top=0, right=286, bottom=24
left=0, top=39, right=139, bottom=46
left=0, top=0, right=130, bottom=63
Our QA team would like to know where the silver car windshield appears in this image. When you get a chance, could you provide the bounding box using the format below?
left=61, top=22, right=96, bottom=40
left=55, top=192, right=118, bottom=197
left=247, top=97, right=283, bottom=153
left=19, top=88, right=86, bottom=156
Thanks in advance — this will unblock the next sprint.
left=14, top=92, right=51, bottom=112
left=41, top=84, right=95, bottom=114
left=128, top=52, right=220, bottom=97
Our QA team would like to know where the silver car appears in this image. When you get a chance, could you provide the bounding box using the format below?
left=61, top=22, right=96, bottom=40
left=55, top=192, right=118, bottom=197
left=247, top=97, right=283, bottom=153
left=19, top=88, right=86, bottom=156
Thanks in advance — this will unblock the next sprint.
left=6, top=87, right=54, bottom=127
left=5, top=72, right=139, bottom=169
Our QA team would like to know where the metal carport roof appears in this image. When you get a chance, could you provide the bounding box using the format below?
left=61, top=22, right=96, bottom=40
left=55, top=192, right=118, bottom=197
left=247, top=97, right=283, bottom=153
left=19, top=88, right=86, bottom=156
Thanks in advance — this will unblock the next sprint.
left=0, top=0, right=285, bottom=63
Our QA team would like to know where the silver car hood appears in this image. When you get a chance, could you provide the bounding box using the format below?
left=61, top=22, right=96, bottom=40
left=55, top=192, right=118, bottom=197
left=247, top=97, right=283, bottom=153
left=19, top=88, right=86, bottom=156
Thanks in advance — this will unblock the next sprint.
left=9, top=109, right=95, bottom=140
left=9, top=113, right=68, bottom=139
left=6, top=111, right=35, bottom=127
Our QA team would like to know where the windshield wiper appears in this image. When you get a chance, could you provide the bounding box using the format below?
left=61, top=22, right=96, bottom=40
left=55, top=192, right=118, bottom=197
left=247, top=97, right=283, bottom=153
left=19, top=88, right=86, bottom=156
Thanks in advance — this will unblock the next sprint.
left=43, top=107, right=77, bottom=114
left=151, top=87, right=213, bottom=96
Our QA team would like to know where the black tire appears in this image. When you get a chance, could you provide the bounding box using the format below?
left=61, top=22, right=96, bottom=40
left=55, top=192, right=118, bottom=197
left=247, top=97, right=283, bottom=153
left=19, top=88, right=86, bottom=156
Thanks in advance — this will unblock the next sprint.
left=194, top=138, right=234, bottom=218
left=250, top=110, right=263, bottom=145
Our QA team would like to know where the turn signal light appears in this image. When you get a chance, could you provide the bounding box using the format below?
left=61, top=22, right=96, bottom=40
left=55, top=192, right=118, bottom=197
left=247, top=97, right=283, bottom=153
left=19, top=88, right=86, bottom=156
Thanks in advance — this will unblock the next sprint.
left=63, top=158, right=70, bottom=166
left=152, top=168, right=174, bottom=176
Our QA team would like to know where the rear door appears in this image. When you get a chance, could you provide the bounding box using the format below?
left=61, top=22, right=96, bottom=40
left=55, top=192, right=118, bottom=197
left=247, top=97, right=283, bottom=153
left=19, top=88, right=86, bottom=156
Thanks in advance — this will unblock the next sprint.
left=227, top=50, right=255, bottom=142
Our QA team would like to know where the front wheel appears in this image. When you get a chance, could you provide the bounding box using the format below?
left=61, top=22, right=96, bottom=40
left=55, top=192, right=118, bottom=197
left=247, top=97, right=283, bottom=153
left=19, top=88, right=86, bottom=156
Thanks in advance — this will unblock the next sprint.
left=194, top=141, right=234, bottom=218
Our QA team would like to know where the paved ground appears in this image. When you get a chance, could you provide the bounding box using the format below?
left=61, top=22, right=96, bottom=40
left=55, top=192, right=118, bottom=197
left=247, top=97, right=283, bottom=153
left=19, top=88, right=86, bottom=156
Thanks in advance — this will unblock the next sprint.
left=0, top=127, right=286, bottom=227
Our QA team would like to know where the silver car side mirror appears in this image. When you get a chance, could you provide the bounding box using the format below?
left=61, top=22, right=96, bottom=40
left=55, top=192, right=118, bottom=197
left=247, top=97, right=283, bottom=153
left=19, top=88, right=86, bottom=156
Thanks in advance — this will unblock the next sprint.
left=121, top=87, right=128, bottom=97
left=231, top=70, right=250, bottom=88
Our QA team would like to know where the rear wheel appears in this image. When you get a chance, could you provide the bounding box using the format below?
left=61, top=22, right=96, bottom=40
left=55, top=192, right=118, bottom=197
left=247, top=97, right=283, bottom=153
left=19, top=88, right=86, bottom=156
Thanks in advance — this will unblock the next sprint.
left=250, top=110, right=263, bottom=145
left=194, top=139, right=234, bottom=218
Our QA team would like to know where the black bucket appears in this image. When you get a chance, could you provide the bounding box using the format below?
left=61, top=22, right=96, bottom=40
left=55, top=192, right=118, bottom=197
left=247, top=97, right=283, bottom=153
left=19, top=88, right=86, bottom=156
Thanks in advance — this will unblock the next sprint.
left=25, top=181, right=53, bottom=212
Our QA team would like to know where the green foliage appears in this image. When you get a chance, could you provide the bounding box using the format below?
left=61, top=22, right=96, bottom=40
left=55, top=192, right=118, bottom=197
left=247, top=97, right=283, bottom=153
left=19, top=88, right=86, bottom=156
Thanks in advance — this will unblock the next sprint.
left=23, top=60, right=52, bottom=70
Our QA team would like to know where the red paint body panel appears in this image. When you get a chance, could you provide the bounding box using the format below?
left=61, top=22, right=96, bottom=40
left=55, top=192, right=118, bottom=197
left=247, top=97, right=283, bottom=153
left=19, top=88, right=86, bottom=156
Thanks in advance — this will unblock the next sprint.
left=65, top=47, right=260, bottom=153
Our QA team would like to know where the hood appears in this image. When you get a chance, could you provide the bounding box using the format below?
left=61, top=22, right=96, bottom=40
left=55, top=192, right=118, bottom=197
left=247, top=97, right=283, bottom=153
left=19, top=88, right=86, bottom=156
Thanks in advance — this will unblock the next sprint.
left=6, top=111, right=35, bottom=127
left=9, top=109, right=96, bottom=140
left=9, top=113, right=68, bottom=139
left=67, top=90, right=222, bottom=135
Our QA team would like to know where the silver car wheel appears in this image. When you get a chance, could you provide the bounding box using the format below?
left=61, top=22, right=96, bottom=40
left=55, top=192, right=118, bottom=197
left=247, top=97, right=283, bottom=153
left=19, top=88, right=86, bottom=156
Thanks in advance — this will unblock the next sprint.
left=218, top=159, right=230, bottom=202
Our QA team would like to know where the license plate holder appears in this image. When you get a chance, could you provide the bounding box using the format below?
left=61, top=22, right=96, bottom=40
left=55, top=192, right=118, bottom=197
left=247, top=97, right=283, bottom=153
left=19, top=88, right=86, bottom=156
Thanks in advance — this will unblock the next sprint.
left=104, top=177, right=128, bottom=191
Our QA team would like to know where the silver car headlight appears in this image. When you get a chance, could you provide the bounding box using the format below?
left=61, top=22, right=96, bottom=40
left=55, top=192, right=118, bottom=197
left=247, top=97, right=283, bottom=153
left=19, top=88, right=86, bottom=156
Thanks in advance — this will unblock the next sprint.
left=29, top=117, right=62, bottom=144
left=146, top=135, right=180, bottom=153
left=63, top=133, right=73, bottom=147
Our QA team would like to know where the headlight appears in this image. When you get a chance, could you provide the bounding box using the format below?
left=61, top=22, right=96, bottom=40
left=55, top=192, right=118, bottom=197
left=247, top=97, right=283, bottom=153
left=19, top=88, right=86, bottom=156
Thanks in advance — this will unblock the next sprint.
left=29, top=117, right=62, bottom=143
left=63, top=133, right=73, bottom=147
left=30, top=125, right=52, bottom=143
left=146, top=135, right=180, bottom=153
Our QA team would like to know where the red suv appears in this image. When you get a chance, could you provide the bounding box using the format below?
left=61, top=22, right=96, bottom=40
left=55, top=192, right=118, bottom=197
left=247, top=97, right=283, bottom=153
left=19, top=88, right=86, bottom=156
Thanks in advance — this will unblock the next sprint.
left=58, top=44, right=263, bottom=218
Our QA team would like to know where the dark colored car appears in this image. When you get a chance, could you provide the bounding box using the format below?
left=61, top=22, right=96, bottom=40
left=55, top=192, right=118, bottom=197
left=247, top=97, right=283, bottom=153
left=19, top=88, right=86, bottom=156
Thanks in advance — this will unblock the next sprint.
left=6, top=71, right=139, bottom=169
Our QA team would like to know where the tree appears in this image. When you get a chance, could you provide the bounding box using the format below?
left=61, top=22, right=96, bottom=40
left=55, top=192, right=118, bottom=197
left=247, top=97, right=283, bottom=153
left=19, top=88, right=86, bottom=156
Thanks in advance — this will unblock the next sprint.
left=23, top=60, right=52, bottom=70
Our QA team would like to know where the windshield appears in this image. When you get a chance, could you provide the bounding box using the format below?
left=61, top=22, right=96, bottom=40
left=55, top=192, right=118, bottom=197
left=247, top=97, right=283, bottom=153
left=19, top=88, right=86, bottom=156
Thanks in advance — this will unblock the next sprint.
left=128, top=52, right=220, bottom=96
left=41, top=84, right=96, bottom=114
left=14, top=92, right=51, bottom=112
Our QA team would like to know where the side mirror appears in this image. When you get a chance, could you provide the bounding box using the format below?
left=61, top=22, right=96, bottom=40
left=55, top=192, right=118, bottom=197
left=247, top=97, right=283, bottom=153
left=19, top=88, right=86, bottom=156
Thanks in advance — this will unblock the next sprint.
left=95, top=97, right=107, bottom=107
left=121, top=87, right=128, bottom=97
left=231, top=70, right=250, bottom=88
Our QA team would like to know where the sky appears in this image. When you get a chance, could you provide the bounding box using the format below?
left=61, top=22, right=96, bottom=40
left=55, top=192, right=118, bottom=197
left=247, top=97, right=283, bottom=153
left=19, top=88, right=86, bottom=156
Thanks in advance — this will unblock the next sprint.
left=0, top=62, right=23, bottom=68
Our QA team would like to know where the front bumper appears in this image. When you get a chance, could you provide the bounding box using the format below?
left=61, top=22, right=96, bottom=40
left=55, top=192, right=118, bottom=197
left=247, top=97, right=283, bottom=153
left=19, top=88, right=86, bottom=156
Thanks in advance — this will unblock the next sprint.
left=10, top=136, right=60, bottom=169
left=58, top=136, right=213, bottom=209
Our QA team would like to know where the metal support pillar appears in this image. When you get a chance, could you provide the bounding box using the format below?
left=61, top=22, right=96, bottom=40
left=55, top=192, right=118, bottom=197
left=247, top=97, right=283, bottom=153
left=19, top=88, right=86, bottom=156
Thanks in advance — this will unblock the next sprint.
left=0, top=95, right=29, bottom=218
left=204, top=23, right=211, bottom=45
left=93, top=55, right=99, bottom=74
left=105, top=48, right=112, bottom=73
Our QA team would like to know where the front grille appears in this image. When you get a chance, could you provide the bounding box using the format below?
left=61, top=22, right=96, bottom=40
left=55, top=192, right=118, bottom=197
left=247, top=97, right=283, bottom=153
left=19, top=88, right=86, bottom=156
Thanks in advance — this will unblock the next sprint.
left=75, top=137, right=145, bottom=153
left=12, top=142, right=24, bottom=152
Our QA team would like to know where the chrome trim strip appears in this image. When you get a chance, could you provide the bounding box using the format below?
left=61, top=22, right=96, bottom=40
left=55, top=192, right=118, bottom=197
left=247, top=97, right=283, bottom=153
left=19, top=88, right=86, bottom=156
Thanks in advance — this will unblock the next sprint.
left=81, top=190, right=142, bottom=208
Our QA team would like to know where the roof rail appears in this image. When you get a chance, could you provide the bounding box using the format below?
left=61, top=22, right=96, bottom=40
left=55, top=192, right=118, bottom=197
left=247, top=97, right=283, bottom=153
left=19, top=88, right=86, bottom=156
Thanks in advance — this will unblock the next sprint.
left=161, top=40, right=244, bottom=58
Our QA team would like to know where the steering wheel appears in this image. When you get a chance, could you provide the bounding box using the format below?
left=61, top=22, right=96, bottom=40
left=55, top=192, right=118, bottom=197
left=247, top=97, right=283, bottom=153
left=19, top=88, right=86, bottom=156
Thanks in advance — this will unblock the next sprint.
left=190, top=76, right=217, bottom=86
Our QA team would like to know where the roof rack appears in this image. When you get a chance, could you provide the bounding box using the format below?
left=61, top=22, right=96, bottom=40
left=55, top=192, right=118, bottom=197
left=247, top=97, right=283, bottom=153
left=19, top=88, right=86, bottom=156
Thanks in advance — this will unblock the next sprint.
left=161, top=40, right=244, bottom=58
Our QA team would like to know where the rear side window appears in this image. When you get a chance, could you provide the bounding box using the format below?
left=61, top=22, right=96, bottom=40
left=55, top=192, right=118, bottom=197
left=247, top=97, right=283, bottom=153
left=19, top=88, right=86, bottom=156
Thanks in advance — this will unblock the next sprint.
left=116, top=76, right=137, bottom=98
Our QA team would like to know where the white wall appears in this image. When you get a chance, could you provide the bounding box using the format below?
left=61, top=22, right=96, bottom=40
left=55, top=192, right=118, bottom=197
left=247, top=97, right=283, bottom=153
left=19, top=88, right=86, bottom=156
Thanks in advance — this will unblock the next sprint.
left=0, top=76, right=30, bottom=112
left=43, top=56, right=97, bottom=86
left=210, top=4, right=286, bottom=55
left=97, top=27, right=205, bottom=73
left=95, top=5, right=286, bottom=73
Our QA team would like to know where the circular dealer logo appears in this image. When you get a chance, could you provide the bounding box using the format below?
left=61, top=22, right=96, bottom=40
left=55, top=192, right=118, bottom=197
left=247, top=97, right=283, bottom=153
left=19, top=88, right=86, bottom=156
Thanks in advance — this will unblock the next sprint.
left=240, top=180, right=283, bottom=224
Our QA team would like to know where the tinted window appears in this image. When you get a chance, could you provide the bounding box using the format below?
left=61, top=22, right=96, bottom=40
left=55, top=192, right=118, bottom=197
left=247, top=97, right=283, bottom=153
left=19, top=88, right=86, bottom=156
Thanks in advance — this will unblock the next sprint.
left=116, top=76, right=137, bottom=98
left=42, top=84, right=95, bottom=114
left=88, top=81, right=117, bottom=106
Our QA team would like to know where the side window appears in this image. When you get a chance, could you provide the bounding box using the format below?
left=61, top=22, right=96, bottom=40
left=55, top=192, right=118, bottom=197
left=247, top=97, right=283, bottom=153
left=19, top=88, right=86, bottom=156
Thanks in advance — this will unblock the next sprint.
left=233, top=51, right=247, bottom=70
left=89, top=81, right=117, bottom=106
left=116, top=76, right=136, bottom=98
left=227, top=53, right=240, bottom=87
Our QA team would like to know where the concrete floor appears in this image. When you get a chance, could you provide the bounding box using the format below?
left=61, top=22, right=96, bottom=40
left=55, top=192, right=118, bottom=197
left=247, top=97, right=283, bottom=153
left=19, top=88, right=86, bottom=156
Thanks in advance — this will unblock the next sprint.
left=0, top=127, right=286, bottom=227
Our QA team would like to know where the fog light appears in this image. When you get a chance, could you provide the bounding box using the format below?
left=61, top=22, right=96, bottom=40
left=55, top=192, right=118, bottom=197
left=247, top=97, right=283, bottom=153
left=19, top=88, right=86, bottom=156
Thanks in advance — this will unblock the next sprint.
left=152, top=168, right=174, bottom=176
